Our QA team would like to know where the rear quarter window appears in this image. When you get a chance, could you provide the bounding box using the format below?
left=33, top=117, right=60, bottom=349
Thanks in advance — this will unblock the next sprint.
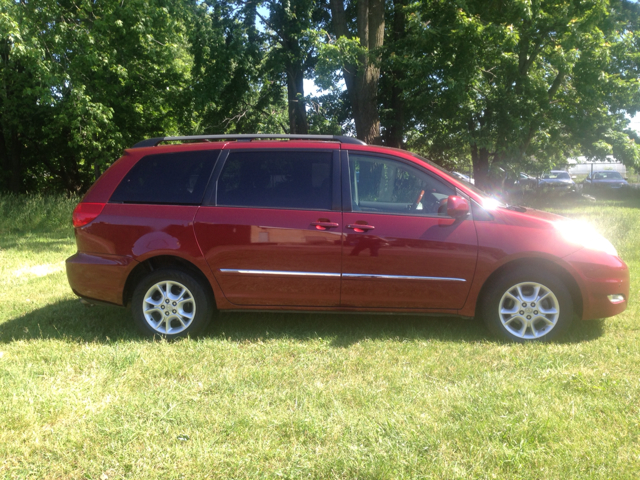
left=110, top=151, right=218, bottom=205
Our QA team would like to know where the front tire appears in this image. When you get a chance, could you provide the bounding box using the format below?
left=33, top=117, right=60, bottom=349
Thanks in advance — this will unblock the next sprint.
left=481, top=268, right=573, bottom=342
left=131, top=268, right=213, bottom=339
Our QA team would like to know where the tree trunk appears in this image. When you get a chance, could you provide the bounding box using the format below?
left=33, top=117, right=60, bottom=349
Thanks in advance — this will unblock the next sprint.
left=383, top=81, right=403, bottom=148
left=286, top=65, right=308, bottom=134
left=471, top=144, right=490, bottom=192
left=0, top=102, right=20, bottom=194
left=10, top=132, right=20, bottom=193
left=330, top=0, right=384, bottom=144
left=265, top=1, right=310, bottom=135
left=0, top=121, right=7, bottom=191
left=0, top=37, right=18, bottom=193
left=382, top=0, right=406, bottom=148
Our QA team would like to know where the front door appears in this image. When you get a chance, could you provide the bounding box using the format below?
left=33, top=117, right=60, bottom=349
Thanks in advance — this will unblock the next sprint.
left=194, top=148, right=343, bottom=307
left=341, top=153, right=478, bottom=310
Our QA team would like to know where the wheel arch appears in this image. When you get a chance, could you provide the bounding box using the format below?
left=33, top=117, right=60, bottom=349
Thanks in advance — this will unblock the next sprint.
left=474, top=257, right=583, bottom=320
left=123, top=255, right=215, bottom=307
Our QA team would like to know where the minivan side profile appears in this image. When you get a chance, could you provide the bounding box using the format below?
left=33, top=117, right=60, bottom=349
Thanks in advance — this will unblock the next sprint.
left=66, top=134, right=629, bottom=342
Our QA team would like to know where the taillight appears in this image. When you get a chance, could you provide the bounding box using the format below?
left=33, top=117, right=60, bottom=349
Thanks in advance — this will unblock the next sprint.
left=72, top=202, right=105, bottom=228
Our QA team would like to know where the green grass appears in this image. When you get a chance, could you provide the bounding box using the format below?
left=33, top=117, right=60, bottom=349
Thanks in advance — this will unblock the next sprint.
left=1, top=193, right=639, bottom=479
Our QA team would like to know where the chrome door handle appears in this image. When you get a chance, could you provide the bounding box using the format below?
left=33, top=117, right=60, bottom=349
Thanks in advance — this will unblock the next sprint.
left=311, top=221, right=339, bottom=230
left=347, top=224, right=375, bottom=232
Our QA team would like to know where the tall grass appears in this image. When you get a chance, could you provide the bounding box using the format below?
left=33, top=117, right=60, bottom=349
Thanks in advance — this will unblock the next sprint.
left=0, top=194, right=78, bottom=237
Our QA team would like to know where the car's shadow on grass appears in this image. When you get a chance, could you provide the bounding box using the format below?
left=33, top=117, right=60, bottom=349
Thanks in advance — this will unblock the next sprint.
left=0, top=299, right=606, bottom=346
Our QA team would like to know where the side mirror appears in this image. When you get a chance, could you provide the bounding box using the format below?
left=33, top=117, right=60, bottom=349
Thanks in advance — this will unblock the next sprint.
left=446, top=196, right=470, bottom=218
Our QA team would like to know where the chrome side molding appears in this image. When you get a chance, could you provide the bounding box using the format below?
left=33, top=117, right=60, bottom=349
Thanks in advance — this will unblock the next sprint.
left=343, top=273, right=466, bottom=282
left=220, top=269, right=466, bottom=282
left=219, top=269, right=341, bottom=277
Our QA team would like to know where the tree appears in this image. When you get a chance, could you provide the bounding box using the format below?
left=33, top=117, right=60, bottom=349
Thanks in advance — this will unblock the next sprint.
left=189, top=0, right=289, bottom=135
left=400, top=0, right=640, bottom=190
left=379, top=0, right=408, bottom=149
left=256, top=0, right=324, bottom=134
left=0, top=0, right=64, bottom=192
left=1, top=0, right=199, bottom=192
left=4, top=0, right=639, bottom=193
left=326, top=0, right=385, bottom=144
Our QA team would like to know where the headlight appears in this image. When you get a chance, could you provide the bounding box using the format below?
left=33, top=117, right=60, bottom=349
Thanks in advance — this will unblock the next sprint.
left=555, top=220, right=618, bottom=256
left=482, top=197, right=502, bottom=210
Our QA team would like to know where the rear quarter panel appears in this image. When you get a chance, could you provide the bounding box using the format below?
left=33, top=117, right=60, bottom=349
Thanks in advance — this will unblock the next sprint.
left=75, top=204, right=229, bottom=306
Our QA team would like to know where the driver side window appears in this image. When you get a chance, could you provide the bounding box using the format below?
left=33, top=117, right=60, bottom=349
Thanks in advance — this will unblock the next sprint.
left=348, top=154, right=454, bottom=216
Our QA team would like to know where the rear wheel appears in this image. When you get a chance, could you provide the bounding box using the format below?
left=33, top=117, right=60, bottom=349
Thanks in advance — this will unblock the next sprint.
left=482, top=268, right=573, bottom=342
left=132, top=269, right=213, bottom=338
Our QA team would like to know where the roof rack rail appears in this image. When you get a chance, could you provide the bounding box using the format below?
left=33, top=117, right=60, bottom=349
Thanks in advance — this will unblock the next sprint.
left=131, top=134, right=366, bottom=148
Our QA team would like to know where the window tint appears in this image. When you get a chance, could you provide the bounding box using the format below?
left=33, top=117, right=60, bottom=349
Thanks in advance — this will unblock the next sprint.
left=594, top=171, right=622, bottom=180
left=110, top=151, right=217, bottom=205
left=349, top=154, right=454, bottom=215
left=217, top=151, right=333, bottom=210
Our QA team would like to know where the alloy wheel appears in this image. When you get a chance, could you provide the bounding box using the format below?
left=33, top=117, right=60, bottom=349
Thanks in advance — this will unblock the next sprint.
left=142, top=280, right=196, bottom=335
left=498, top=282, right=560, bottom=339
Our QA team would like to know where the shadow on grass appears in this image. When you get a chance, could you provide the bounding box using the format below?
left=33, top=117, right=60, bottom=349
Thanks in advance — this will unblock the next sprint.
left=0, top=299, right=606, bottom=346
left=0, top=300, right=136, bottom=343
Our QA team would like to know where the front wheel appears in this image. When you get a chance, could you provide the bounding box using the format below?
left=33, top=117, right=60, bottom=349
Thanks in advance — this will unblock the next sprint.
left=131, top=268, right=213, bottom=339
left=481, top=268, right=573, bottom=342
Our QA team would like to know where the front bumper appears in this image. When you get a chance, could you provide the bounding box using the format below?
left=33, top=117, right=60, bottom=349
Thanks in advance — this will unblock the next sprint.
left=563, top=249, right=630, bottom=320
left=66, top=252, right=137, bottom=306
left=540, top=183, right=575, bottom=190
left=591, top=183, right=628, bottom=189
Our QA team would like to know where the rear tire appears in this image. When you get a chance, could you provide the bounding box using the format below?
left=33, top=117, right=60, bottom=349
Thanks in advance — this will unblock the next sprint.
left=481, top=268, right=573, bottom=342
left=131, top=268, right=213, bottom=339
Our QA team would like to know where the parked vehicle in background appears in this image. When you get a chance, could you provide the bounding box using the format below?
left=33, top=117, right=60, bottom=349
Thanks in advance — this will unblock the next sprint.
left=502, top=172, right=537, bottom=199
left=66, top=134, right=628, bottom=343
left=584, top=171, right=629, bottom=191
left=538, top=171, right=576, bottom=191
left=517, top=172, right=537, bottom=190
left=451, top=171, right=474, bottom=184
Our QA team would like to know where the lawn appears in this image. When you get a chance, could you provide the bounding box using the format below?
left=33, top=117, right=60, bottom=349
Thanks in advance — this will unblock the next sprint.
left=0, top=193, right=638, bottom=479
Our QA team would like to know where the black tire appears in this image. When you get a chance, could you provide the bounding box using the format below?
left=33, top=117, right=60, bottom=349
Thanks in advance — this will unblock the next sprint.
left=481, top=267, right=573, bottom=342
left=131, top=268, right=213, bottom=339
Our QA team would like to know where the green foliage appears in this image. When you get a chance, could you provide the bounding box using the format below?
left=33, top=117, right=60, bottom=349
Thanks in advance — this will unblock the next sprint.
left=306, top=93, right=352, bottom=136
left=316, top=35, right=366, bottom=82
left=0, top=0, right=291, bottom=193
left=188, top=1, right=289, bottom=135
left=1, top=0, right=198, bottom=192
left=397, top=0, right=640, bottom=181
left=259, top=0, right=327, bottom=133
left=1, top=0, right=639, bottom=192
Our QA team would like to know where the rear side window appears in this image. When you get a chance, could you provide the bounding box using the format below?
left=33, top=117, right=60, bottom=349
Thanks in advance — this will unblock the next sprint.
left=217, top=151, right=333, bottom=210
left=110, top=151, right=217, bottom=205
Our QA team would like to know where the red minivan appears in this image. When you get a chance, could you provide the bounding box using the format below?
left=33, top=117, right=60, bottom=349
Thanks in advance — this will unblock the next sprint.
left=66, top=134, right=629, bottom=342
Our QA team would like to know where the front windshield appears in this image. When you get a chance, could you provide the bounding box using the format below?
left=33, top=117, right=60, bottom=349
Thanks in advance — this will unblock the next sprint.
left=594, top=172, right=622, bottom=180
